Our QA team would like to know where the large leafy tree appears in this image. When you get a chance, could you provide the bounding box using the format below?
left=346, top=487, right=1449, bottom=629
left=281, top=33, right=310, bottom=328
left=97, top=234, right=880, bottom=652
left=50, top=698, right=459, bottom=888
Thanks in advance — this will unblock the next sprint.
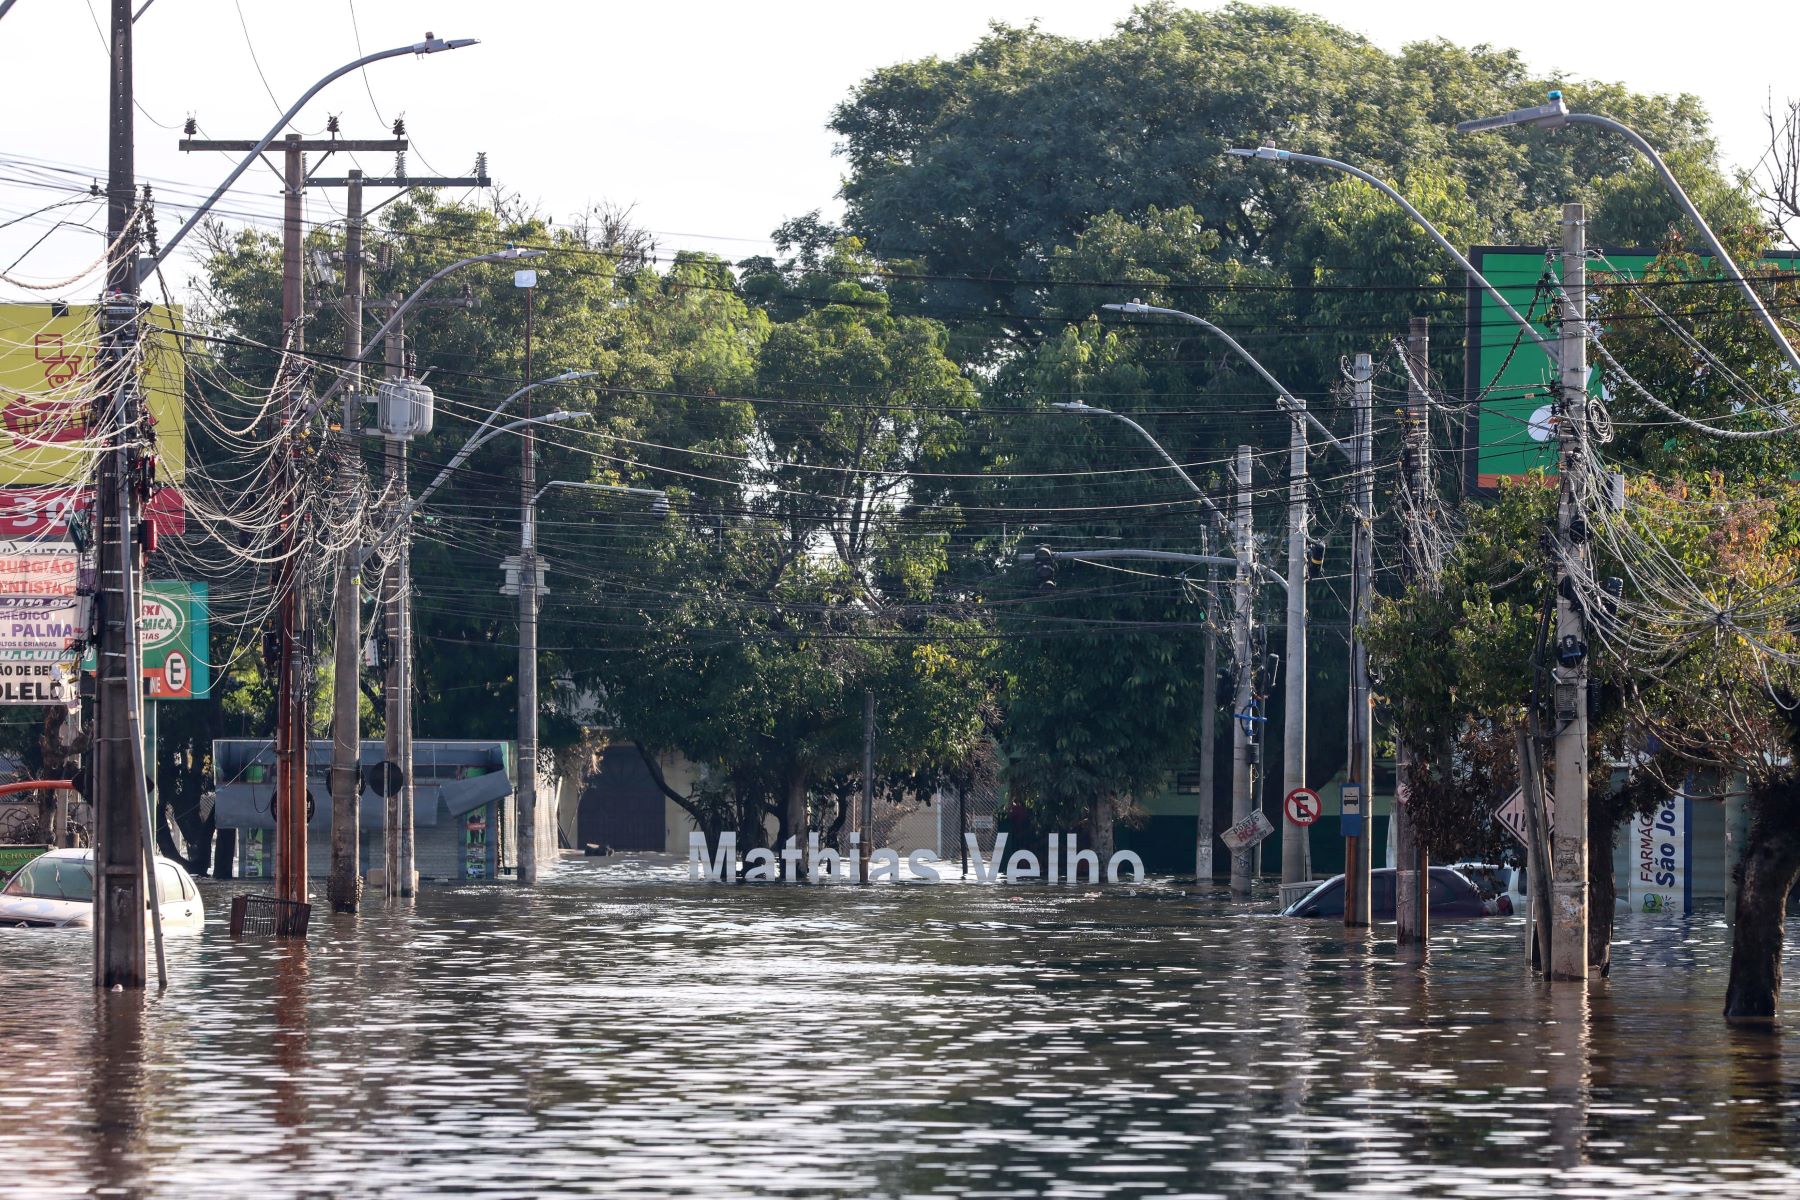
left=573, top=246, right=995, bottom=849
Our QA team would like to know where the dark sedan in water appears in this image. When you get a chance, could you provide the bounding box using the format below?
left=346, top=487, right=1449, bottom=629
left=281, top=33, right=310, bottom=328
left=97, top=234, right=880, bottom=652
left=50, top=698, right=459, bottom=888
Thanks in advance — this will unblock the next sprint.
left=1282, top=866, right=1509, bottom=919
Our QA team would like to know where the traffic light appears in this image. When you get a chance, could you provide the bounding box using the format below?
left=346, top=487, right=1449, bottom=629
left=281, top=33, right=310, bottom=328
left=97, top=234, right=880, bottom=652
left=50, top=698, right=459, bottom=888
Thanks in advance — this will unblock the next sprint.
left=1034, top=545, right=1056, bottom=589
left=1306, top=538, right=1326, bottom=579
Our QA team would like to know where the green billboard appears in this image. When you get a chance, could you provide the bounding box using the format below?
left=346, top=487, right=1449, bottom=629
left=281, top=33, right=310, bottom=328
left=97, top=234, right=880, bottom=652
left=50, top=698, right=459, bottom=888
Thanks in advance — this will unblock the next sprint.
left=1464, top=247, right=1800, bottom=489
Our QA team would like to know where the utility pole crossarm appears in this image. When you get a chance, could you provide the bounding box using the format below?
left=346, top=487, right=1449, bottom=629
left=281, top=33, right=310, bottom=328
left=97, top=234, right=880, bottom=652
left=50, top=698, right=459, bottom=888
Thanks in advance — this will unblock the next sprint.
left=143, top=34, right=478, bottom=280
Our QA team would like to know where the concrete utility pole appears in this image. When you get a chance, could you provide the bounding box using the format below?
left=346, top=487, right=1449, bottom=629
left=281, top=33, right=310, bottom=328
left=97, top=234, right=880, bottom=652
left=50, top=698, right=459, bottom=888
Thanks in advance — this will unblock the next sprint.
left=1344, top=354, right=1374, bottom=929
left=517, top=273, right=539, bottom=886
left=1230, top=444, right=1257, bottom=898
left=1283, top=393, right=1310, bottom=886
left=381, top=310, right=412, bottom=899
left=1551, top=204, right=1591, bottom=981
left=1197, top=550, right=1219, bottom=885
left=94, top=0, right=146, bottom=989
left=328, top=170, right=365, bottom=913
left=1394, top=319, right=1433, bottom=946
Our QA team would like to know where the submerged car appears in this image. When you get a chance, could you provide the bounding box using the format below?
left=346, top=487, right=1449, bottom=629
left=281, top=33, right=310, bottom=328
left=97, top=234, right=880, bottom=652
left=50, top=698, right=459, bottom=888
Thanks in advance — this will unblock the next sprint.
left=0, top=848, right=204, bottom=931
left=1282, top=866, right=1508, bottom=919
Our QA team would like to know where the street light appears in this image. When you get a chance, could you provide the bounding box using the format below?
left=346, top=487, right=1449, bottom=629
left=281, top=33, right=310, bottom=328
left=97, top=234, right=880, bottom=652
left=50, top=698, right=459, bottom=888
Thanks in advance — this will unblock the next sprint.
left=1097, top=301, right=1345, bottom=892
left=405, top=412, right=587, bottom=519
left=1453, top=91, right=1800, bottom=377
left=1223, top=146, right=1560, bottom=367
left=305, top=247, right=550, bottom=426
left=516, top=478, right=671, bottom=881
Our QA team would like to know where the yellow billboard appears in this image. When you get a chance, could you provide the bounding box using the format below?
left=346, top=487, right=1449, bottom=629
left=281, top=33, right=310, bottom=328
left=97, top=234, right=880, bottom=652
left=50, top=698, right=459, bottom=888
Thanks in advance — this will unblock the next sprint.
left=0, top=303, right=185, bottom=485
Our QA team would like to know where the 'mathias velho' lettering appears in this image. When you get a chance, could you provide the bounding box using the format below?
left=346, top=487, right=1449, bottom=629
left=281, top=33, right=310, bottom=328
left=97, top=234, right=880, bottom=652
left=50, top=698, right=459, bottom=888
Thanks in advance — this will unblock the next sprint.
left=688, top=831, right=1145, bottom=884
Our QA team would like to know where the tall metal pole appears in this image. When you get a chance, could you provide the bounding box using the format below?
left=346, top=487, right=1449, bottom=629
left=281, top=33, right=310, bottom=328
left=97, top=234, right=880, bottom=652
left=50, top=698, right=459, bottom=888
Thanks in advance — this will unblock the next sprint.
left=1282, top=407, right=1309, bottom=886
left=1196, top=550, right=1219, bottom=885
left=518, top=284, right=539, bottom=885
left=1550, top=203, right=1590, bottom=981
left=273, top=134, right=310, bottom=916
left=1230, top=445, right=1256, bottom=898
left=94, top=0, right=147, bottom=989
left=1395, top=318, right=1432, bottom=946
left=328, top=171, right=364, bottom=913
left=1345, top=353, right=1374, bottom=929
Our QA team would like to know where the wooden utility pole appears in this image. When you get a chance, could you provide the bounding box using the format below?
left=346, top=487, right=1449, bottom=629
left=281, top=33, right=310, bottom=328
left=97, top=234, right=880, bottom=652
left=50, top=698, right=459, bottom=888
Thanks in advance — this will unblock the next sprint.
left=178, top=133, right=411, bottom=920
left=272, top=134, right=310, bottom=916
left=1344, top=353, right=1374, bottom=929
left=1394, top=318, right=1432, bottom=946
left=94, top=0, right=146, bottom=989
left=1550, top=203, right=1591, bottom=980
left=1229, top=444, right=1256, bottom=898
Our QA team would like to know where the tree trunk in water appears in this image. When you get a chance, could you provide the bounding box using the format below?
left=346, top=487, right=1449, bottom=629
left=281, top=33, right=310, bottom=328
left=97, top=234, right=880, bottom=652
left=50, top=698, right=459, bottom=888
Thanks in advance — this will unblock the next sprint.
left=784, top=766, right=808, bottom=852
left=1589, top=798, right=1618, bottom=977
left=1725, top=782, right=1800, bottom=1021
left=1090, top=795, right=1116, bottom=865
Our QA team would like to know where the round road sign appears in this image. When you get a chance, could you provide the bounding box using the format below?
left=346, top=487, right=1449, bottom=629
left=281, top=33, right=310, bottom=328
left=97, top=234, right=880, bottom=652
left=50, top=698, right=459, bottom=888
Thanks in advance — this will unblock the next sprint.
left=1284, top=787, right=1322, bottom=827
left=165, top=651, right=188, bottom=693
left=365, top=760, right=406, bottom=798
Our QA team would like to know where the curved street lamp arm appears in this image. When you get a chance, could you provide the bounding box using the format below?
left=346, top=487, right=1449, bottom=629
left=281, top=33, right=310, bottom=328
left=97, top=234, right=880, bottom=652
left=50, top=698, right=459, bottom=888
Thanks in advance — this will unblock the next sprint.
left=1226, top=146, right=1562, bottom=370
left=534, top=479, right=667, bottom=506
left=406, top=412, right=584, bottom=521
left=1559, top=112, right=1800, bottom=377
left=1105, top=302, right=1352, bottom=463
left=303, top=247, right=546, bottom=424
left=142, top=35, right=478, bottom=282
left=1021, top=546, right=1286, bottom=589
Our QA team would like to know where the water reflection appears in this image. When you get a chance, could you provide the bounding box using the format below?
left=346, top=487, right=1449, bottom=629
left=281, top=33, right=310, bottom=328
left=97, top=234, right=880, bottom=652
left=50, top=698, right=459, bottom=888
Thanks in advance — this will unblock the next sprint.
left=2, top=864, right=1799, bottom=1197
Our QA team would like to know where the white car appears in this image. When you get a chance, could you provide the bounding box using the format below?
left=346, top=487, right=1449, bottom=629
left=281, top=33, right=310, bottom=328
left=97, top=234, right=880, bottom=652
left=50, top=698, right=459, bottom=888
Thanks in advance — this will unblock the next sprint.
left=0, top=847, right=205, bottom=931
left=1453, top=861, right=1529, bottom=914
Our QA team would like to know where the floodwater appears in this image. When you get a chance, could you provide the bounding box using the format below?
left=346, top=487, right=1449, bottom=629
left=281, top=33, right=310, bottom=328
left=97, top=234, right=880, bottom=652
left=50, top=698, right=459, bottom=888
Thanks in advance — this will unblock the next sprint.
left=3, top=857, right=1798, bottom=1199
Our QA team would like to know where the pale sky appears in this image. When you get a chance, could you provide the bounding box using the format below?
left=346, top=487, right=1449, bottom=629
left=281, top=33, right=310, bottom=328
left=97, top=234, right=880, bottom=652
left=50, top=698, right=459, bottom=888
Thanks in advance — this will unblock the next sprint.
left=0, top=0, right=1792, bottom=302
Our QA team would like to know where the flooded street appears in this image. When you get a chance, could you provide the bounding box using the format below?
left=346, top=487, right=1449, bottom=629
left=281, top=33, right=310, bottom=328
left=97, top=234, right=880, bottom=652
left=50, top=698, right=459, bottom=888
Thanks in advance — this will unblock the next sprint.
left=3, top=857, right=1799, bottom=1198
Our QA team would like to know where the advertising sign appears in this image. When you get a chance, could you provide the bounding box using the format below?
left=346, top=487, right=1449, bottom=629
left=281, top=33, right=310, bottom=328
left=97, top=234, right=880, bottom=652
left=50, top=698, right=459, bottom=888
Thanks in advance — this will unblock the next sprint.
left=79, top=580, right=211, bottom=700
left=140, top=581, right=209, bottom=700
left=0, top=538, right=80, bottom=704
left=0, top=303, right=186, bottom=485
left=1220, top=809, right=1276, bottom=851
left=1463, top=249, right=1800, bottom=489
left=1629, top=791, right=1691, bottom=915
left=0, top=486, right=185, bottom=539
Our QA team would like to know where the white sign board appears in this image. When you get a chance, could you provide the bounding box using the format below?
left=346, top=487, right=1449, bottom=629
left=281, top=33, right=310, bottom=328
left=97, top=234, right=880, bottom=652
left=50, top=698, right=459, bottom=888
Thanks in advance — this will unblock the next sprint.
left=1629, top=792, right=1689, bottom=915
left=1219, top=809, right=1276, bottom=851
left=0, top=540, right=83, bottom=700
